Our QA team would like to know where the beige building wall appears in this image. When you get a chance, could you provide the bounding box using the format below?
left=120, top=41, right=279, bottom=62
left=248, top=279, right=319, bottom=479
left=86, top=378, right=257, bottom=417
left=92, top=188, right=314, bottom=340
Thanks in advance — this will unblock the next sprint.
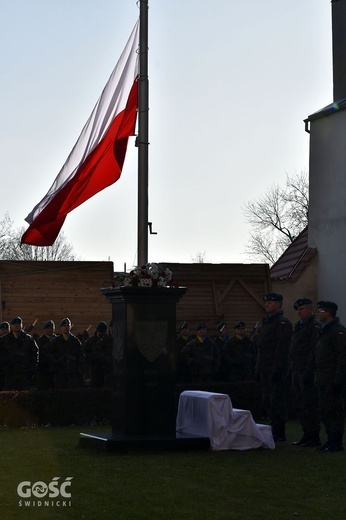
left=271, top=254, right=318, bottom=324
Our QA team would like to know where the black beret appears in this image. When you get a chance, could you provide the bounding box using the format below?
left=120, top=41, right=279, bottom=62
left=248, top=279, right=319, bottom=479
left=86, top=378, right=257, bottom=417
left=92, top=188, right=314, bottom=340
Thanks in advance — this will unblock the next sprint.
left=216, top=322, right=226, bottom=332
left=179, top=321, right=189, bottom=331
left=96, top=321, right=108, bottom=333
left=234, top=321, right=246, bottom=329
left=196, top=322, right=206, bottom=331
left=263, top=293, right=283, bottom=302
left=0, top=321, right=9, bottom=329
left=44, top=320, right=55, bottom=329
left=294, top=298, right=313, bottom=310
left=10, top=316, right=22, bottom=324
left=60, top=317, right=71, bottom=327
left=317, top=301, right=338, bottom=313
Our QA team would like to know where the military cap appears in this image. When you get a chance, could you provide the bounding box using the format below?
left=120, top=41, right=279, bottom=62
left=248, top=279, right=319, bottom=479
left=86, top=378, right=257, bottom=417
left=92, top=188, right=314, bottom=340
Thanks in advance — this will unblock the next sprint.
left=10, top=316, right=22, bottom=324
left=293, top=298, right=312, bottom=310
left=0, top=321, right=9, bottom=330
left=60, top=317, right=71, bottom=327
left=43, top=320, right=55, bottom=329
left=234, top=321, right=246, bottom=329
left=317, top=301, right=338, bottom=313
left=196, top=322, right=206, bottom=331
left=96, top=321, right=108, bottom=333
left=263, top=293, right=283, bottom=302
left=216, top=322, right=226, bottom=332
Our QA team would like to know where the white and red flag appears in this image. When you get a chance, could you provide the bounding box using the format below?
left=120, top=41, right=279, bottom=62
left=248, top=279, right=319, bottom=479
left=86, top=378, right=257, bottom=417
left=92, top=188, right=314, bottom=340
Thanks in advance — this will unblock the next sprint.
left=21, top=20, right=139, bottom=246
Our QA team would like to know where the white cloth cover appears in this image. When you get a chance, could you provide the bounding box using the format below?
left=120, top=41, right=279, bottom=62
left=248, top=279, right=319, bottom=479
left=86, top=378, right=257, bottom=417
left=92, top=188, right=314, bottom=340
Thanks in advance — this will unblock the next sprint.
left=176, top=390, right=275, bottom=451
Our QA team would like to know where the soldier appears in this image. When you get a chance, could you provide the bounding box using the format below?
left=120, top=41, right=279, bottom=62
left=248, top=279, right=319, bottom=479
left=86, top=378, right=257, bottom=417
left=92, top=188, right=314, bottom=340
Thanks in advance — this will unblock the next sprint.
left=310, top=301, right=346, bottom=452
left=175, top=321, right=192, bottom=382
left=290, top=298, right=321, bottom=447
left=36, top=320, right=57, bottom=390
left=255, top=293, right=292, bottom=442
left=222, top=322, right=256, bottom=382
left=212, top=322, right=228, bottom=352
left=83, top=321, right=113, bottom=388
left=219, top=322, right=240, bottom=382
left=181, top=322, right=220, bottom=383
left=176, top=321, right=192, bottom=347
left=1, top=316, right=38, bottom=390
left=210, top=322, right=228, bottom=380
left=0, top=322, right=9, bottom=337
left=236, top=322, right=256, bottom=381
left=49, top=317, right=85, bottom=389
left=0, top=322, right=10, bottom=389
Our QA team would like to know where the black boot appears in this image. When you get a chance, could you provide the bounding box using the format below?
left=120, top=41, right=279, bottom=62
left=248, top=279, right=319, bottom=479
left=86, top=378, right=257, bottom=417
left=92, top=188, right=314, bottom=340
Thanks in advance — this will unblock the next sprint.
left=272, top=423, right=286, bottom=442
left=324, top=432, right=344, bottom=452
left=292, top=431, right=309, bottom=446
left=301, top=431, right=321, bottom=448
left=316, top=438, right=332, bottom=451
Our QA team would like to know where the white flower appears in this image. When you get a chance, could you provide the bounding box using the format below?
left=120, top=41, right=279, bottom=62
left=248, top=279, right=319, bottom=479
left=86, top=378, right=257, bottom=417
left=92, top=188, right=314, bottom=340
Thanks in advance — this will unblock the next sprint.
left=138, top=278, right=153, bottom=287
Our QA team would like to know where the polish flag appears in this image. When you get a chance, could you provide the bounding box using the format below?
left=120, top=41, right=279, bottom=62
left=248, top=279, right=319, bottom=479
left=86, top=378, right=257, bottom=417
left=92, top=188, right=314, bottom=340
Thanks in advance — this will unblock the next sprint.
left=21, top=20, right=140, bottom=246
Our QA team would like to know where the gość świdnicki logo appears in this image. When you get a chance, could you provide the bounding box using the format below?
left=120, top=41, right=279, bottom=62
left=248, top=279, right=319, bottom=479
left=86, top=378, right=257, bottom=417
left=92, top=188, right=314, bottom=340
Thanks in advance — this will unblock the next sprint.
left=17, top=477, right=73, bottom=507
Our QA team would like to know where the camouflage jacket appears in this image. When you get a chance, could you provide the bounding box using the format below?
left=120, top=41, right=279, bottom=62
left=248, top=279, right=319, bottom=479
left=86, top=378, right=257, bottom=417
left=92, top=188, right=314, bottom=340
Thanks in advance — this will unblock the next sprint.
left=290, top=315, right=319, bottom=371
left=255, top=311, right=292, bottom=375
left=48, top=333, right=85, bottom=376
left=312, top=317, right=346, bottom=386
left=0, top=331, right=38, bottom=374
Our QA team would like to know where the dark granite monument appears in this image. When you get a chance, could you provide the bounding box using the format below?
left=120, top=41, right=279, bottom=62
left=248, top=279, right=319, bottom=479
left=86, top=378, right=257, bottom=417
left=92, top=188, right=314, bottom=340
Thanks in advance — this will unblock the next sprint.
left=80, top=284, right=210, bottom=451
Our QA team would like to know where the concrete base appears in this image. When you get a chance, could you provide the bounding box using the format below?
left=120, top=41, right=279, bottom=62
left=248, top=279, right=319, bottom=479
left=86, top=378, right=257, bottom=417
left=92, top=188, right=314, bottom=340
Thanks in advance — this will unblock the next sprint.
left=79, top=432, right=210, bottom=452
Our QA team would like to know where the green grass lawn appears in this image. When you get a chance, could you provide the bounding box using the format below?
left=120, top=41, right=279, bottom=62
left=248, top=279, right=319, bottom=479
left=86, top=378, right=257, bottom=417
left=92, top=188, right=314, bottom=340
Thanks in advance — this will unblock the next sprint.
left=1, top=421, right=345, bottom=520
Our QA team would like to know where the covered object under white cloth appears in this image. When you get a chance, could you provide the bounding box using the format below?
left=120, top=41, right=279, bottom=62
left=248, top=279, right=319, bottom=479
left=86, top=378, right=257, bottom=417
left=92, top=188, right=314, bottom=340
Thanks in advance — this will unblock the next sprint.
left=176, top=390, right=275, bottom=451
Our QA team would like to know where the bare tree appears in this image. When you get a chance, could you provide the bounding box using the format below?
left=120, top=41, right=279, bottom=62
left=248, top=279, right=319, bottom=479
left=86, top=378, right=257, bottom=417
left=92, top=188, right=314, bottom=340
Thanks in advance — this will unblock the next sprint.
left=0, top=213, right=14, bottom=257
left=191, top=251, right=209, bottom=263
left=243, top=171, right=309, bottom=265
left=0, top=219, right=78, bottom=261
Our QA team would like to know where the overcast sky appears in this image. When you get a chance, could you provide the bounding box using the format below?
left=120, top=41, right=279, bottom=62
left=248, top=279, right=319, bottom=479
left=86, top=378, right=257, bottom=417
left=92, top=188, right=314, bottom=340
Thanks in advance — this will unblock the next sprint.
left=1, top=0, right=333, bottom=271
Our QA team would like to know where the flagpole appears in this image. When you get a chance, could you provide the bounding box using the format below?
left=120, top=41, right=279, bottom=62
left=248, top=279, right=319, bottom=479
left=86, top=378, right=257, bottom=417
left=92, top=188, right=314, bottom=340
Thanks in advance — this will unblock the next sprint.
left=137, top=0, right=149, bottom=266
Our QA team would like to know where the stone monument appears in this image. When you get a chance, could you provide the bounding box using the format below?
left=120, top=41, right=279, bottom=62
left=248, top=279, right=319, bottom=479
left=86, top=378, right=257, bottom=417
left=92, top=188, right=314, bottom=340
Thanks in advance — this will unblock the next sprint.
left=80, top=264, right=210, bottom=451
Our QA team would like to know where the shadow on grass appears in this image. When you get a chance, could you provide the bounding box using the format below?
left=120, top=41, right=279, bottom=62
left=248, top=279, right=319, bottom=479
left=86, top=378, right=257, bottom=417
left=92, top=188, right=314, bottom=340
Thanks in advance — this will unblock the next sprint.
left=0, top=421, right=345, bottom=520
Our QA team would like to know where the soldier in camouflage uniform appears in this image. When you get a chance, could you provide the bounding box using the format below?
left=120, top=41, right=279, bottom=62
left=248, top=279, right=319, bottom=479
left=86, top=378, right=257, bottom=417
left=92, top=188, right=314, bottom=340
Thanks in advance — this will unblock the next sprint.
left=212, top=322, right=231, bottom=381
left=175, top=321, right=193, bottom=382
left=49, top=317, right=85, bottom=389
left=212, top=322, right=228, bottom=352
left=83, top=321, right=113, bottom=388
left=290, top=298, right=320, bottom=447
left=310, top=301, right=346, bottom=452
left=182, top=322, right=220, bottom=383
left=255, top=293, right=292, bottom=442
left=36, top=320, right=57, bottom=390
left=0, top=316, right=38, bottom=390
left=0, top=321, right=9, bottom=337
left=222, top=321, right=256, bottom=382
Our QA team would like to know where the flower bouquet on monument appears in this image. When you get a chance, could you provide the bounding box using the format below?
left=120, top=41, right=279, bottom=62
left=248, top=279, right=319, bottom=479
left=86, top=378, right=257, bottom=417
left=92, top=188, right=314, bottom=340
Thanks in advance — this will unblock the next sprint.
left=112, top=263, right=176, bottom=288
